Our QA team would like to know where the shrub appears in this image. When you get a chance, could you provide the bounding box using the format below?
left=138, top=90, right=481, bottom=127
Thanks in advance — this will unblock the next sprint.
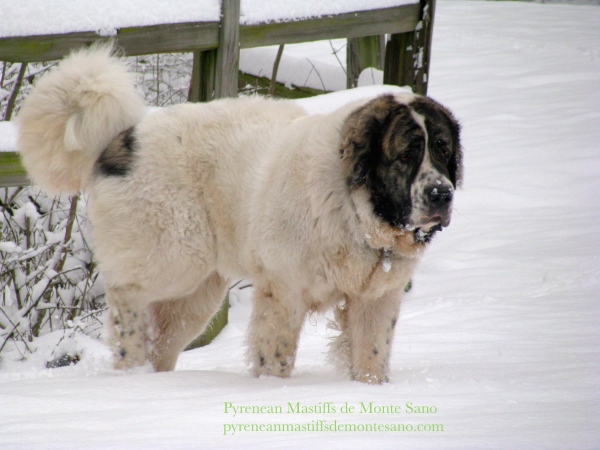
left=0, top=187, right=104, bottom=362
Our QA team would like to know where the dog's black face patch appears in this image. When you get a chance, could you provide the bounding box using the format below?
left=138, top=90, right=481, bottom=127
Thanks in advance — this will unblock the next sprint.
left=410, top=97, right=462, bottom=188
left=96, top=127, right=138, bottom=177
left=341, top=94, right=462, bottom=233
left=367, top=103, right=427, bottom=227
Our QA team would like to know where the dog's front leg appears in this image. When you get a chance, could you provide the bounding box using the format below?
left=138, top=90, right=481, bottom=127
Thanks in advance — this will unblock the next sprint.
left=345, top=291, right=402, bottom=384
left=105, top=286, right=152, bottom=370
left=248, top=282, right=308, bottom=378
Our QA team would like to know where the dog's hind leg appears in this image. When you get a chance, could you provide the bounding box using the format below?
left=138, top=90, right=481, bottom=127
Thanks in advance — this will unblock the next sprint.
left=149, top=272, right=229, bottom=372
left=248, top=283, right=308, bottom=378
left=105, top=285, right=154, bottom=370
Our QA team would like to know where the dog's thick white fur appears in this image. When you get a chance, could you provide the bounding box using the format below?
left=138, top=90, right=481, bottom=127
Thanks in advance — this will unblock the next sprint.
left=18, top=44, right=461, bottom=383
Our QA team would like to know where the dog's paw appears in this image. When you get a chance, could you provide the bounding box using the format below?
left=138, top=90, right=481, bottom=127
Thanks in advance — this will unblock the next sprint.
left=352, top=370, right=389, bottom=385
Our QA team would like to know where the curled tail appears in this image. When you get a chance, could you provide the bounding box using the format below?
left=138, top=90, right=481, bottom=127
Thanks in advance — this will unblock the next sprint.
left=17, top=43, right=145, bottom=193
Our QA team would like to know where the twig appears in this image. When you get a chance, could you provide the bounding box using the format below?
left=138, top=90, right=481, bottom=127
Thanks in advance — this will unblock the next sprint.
left=304, top=59, right=327, bottom=91
left=0, top=311, right=32, bottom=355
left=328, top=40, right=347, bottom=77
left=4, top=62, right=27, bottom=121
left=269, top=44, right=285, bottom=97
left=0, top=62, right=6, bottom=90
left=155, top=54, right=160, bottom=106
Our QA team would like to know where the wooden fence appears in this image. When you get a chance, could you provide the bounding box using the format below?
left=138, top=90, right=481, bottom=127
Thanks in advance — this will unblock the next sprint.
left=1, top=0, right=435, bottom=98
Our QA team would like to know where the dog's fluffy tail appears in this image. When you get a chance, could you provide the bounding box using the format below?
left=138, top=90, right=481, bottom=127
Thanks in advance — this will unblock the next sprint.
left=17, top=43, right=146, bottom=193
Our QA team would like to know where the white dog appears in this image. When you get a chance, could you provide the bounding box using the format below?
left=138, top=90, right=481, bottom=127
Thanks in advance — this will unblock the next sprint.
left=18, top=44, right=462, bottom=383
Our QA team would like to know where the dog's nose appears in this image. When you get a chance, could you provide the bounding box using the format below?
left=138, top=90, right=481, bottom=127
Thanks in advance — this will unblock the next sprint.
left=428, top=185, right=453, bottom=206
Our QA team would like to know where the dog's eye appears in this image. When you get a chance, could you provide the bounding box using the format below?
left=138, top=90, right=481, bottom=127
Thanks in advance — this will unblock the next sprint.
left=434, top=139, right=451, bottom=161
left=400, top=139, right=423, bottom=163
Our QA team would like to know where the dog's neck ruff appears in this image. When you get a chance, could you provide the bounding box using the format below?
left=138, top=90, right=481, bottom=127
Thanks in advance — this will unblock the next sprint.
left=349, top=186, right=435, bottom=260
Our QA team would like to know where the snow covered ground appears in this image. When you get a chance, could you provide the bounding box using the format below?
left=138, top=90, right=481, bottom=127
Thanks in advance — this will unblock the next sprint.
left=1, top=1, right=600, bottom=449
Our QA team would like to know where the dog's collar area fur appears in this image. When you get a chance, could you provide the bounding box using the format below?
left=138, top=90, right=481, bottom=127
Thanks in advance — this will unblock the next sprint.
left=350, top=187, right=436, bottom=259
left=375, top=226, right=439, bottom=258
left=375, top=227, right=436, bottom=274
left=413, top=224, right=442, bottom=245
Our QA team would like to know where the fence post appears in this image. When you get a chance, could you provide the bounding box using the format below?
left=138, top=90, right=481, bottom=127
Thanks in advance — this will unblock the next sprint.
left=188, top=0, right=240, bottom=102
left=414, top=0, right=436, bottom=95
left=383, top=0, right=436, bottom=95
left=189, top=49, right=217, bottom=102
left=347, top=36, right=385, bottom=89
left=383, top=32, right=415, bottom=89
left=214, top=0, right=240, bottom=98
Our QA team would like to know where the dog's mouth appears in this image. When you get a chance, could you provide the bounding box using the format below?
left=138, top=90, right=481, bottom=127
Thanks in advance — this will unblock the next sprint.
left=420, top=215, right=442, bottom=231
left=410, top=215, right=448, bottom=244
left=413, top=223, right=443, bottom=244
left=413, top=212, right=451, bottom=230
left=381, top=211, right=451, bottom=246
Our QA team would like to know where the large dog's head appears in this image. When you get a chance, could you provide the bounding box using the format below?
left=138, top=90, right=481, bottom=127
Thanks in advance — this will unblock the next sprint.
left=340, top=93, right=462, bottom=248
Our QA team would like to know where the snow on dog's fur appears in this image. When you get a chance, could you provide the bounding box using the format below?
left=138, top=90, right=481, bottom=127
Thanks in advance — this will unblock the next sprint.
left=18, top=44, right=462, bottom=383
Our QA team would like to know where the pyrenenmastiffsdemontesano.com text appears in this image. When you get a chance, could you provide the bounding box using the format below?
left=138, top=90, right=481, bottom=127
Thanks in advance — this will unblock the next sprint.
left=223, top=401, right=443, bottom=435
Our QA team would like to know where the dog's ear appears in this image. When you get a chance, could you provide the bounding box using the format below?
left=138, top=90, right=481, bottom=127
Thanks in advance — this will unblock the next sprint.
left=450, top=141, right=463, bottom=189
left=446, top=113, right=463, bottom=189
left=339, top=95, right=398, bottom=187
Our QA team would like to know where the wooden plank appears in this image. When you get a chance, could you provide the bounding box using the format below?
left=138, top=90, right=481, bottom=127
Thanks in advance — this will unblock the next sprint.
left=117, top=21, right=219, bottom=56
left=0, top=152, right=29, bottom=188
left=0, top=22, right=219, bottom=62
left=214, top=0, right=241, bottom=99
left=240, top=4, right=420, bottom=49
left=0, top=32, right=104, bottom=63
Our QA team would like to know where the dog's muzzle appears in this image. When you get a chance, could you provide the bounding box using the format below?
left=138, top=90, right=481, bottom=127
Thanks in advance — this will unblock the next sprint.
left=426, top=184, right=453, bottom=227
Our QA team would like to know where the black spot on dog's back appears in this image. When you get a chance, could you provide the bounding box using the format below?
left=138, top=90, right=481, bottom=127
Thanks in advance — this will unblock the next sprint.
left=97, top=127, right=137, bottom=177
